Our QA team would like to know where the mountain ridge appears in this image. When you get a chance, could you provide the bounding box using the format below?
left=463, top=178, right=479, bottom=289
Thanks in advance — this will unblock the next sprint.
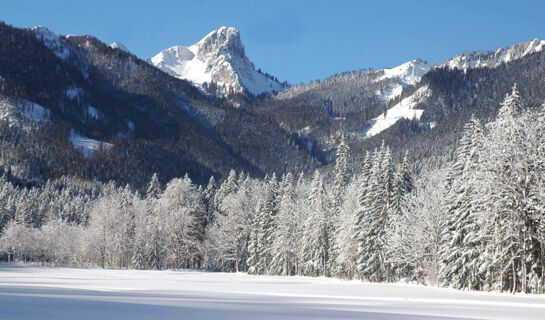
left=151, top=26, right=285, bottom=97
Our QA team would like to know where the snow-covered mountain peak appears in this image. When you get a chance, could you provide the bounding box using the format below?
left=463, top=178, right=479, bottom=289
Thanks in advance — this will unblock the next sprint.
left=31, top=26, right=70, bottom=60
left=151, top=26, right=283, bottom=97
left=442, top=39, right=545, bottom=70
left=109, top=42, right=129, bottom=53
left=32, top=25, right=55, bottom=38
left=376, top=59, right=433, bottom=86
left=194, top=26, right=245, bottom=58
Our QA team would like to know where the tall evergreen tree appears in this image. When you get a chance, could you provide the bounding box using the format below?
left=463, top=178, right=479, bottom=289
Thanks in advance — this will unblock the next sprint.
left=440, top=115, right=484, bottom=290
left=146, top=173, right=162, bottom=200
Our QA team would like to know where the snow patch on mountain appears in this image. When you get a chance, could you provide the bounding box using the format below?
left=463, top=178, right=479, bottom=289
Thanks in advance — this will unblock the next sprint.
left=375, top=59, right=433, bottom=86
left=365, top=86, right=431, bottom=138
left=109, top=42, right=129, bottom=52
left=21, top=101, right=49, bottom=122
left=32, top=26, right=70, bottom=60
left=442, top=39, right=545, bottom=70
left=376, top=83, right=403, bottom=102
left=0, top=98, right=49, bottom=128
left=152, top=45, right=211, bottom=84
left=70, top=129, right=112, bottom=157
left=152, top=26, right=283, bottom=96
left=65, top=87, right=83, bottom=100
left=86, top=105, right=101, bottom=120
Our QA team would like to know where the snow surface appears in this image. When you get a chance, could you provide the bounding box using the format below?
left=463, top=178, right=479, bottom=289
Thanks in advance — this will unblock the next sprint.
left=69, top=129, right=112, bottom=156
left=152, top=45, right=212, bottom=84
left=365, top=86, right=431, bottom=138
left=151, top=26, right=283, bottom=96
left=0, top=265, right=544, bottom=320
left=376, top=83, right=403, bottom=102
left=375, top=59, right=433, bottom=86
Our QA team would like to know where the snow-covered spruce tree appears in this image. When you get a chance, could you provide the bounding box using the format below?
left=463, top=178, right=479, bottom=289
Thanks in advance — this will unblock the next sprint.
left=246, top=200, right=262, bottom=275
left=145, top=172, right=162, bottom=200
left=255, top=174, right=279, bottom=274
left=332, top=135, right=352, bottom=208
left=478, top=85, right=545, bottom=293
left=357, top=144, right=394, bottom=282
left=440, top=115, right=485, bottom=290
left=205, top=173, right=255, bottom=272
left=329, top=135, right=352, bottom=275
left=119, top=185, right=137, bottom=268
left=271, top=173, right=298, bottom=276
left=333, top=174, right=363, bottom=279
left=147, top=215, right=166, bottom=270
left=214, top=169, right=238, bottom=213
left=203, top=175, right=218, bottom=225
left=353, top=151, right=372, bottom=279
left=293, top=173, right=310, bottom=275
left=0, top=175, right=16, bottom=234
left=302, top=170, right=333, bottom=277
left=158, top=175, right=204, bottom=269
left=386, top=150, right=414, bottom=279
left=386, top=168, right=448, bottom=284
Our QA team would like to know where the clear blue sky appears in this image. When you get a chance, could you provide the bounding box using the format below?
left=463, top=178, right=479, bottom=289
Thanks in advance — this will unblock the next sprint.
left=2, top=0, right=545, bottom=84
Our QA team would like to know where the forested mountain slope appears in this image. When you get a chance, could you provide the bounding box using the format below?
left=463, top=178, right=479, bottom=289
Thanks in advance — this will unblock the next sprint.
left=0, top=22, right=318, bottom=189
left=251, top=42, right=545, bottom=171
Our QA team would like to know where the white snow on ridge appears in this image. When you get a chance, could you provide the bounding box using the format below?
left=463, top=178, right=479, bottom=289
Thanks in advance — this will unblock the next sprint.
left=32, top=26, right=70, bottom=60
left=442, top=39, right=545, bottom=70
left=151, top=26, right=283, bottom=96
left=152, top=45, right=211, bottom=85
left=375, top=59, right=433, bottom=86
left=109, top=42, right=129, bottom=53
left=69, top=129, right=112, bottom=157
left=365, top=85, right=431, bottom=138
left=1, top=266, right=545, bottom=320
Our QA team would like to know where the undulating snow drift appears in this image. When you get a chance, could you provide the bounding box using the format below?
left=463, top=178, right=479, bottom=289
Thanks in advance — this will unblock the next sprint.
left=151, top=26, right=284, bottom=96
left=365, top=86, right=431, bottom=138
left=1, top=266, right=544, bottom=320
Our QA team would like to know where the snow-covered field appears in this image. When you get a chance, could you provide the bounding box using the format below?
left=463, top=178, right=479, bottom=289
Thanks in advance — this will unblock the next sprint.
left=1, top=265, right=544, bottom=319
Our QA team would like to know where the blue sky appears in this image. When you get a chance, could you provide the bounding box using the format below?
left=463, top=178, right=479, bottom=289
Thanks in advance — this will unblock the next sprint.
left=2, top=0, right=545, bottom=84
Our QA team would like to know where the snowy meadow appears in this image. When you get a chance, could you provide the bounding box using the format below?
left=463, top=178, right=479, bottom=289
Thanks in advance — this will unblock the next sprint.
left=1, top=265, right=545, bottom=320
